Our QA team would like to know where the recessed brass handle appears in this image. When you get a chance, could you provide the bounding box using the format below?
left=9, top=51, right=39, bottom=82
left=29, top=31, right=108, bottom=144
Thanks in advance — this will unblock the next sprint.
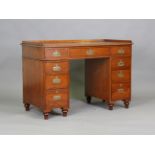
left=52, top=64, right=61, bottom=72
left=52, top=50, right=61, bottom=57
left=117, top=88, right=124, bottom=93
left=117, top=60, right=125, bottom=67
left=86, top=49, right=94, bottom=55
left=117, top=71, right=124, bottom=78
left=117, top=48, right=125, bottom=55
left=53, top=95, right=61, bottom=101
left=52, top=76, right=61, bottom=84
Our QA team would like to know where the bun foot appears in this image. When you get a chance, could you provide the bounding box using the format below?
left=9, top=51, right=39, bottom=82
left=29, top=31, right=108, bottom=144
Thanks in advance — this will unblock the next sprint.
left=86, top=96, right=91, bottom=104
left=24, top=103, right=30, bottom=111
left=108, top=103, right=114, bottom=110
left=43, top=112, right=49, bottom=120
left=123, top=100, right=130, bottom=109
left=62, top=109, right=68, bottom=117
left=125, top=104, right=129, bottom=108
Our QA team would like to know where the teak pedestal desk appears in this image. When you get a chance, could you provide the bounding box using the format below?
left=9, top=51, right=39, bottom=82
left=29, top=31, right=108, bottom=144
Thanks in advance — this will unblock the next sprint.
left=21, top=39, right=132, bottom=120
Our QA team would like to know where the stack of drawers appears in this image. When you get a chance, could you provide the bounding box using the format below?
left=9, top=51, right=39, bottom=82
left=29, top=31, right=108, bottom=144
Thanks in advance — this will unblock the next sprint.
left=44, top=48, right=70, bottom=119
left=110, top=46, right=131, bottom=109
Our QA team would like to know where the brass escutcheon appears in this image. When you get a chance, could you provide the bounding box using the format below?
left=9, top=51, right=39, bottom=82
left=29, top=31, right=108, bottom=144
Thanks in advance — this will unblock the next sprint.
left=117, top=60, right=125, bottom=67
left=117, top=88, right=124, bottom=93
left=53, top=95, right=61, bottom=101
left=117, top=48, right=125, bottom=55
left=52, top=76, right=61, bottom=84
left=86, top=49, right=94, bottom=55
left=52, top=64, right=61, bottom=72
left=52, top=50, right=61, bottom=57
left=119, top=83, right=123, bottom=87
left=117, top=71, right=124, bottom=78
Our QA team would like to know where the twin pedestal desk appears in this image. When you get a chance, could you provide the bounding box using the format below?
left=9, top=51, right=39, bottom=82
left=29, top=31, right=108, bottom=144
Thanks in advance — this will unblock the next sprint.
left=21, top=39, right=132, bottom=120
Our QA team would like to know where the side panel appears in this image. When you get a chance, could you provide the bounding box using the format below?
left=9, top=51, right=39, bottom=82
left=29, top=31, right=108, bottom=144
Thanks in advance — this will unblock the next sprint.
left=85, top=58, right=110, bottom=101
left=22, top=46, right=45, bottom=59
left=22, top=58, right=44, bottom=109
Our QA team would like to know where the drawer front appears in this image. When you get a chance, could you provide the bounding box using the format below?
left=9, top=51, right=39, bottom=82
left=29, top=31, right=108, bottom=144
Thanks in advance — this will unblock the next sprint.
left=111, top=46, right=131, bottom=57
left=111, top=57, right=131, bottom=70
left=45, top=48, right=68, bottom=60
left=112, top=83, right=130, bottom=100
left=46, top=89, right=69, bottom=108
left=45, top=74, right=69, bottom=89
left=45, top=61, right=69, bottom=75
left=112, top=70, right=130, bottom=82
left=69, top=47, right=109, bottom=59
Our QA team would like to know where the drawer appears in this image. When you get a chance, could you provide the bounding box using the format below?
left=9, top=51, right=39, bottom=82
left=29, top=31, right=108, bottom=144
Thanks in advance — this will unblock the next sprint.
left=46, top=89, right=69, bottom=108
left=45, top=61, right=69, bottom=75
left=112, top=83, right=130, bottom=100
left=111, top=46, right=131, bottom=57
left=45, top=74, right=69, bottom=90
left=69, top=47, right=109, bottom=59
left=111, top=57, right=131, bottom=70
left=112, top=70, right=130, bottom=82
left=45, top=48, right=68, bottom=60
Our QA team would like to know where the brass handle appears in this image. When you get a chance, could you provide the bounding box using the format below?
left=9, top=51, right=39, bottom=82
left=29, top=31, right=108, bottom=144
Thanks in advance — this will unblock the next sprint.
left=117, top=48, right=125, bottom=55
left=117, top=60, right=125, bottom=67
left=52, top=50, right=61, bottom=57
left=52, top=76, right=61, bottom=84
left=117, top=71, right=124, bottom=78
left=117, top=88, right=124, bottom=93
left=52, top=64, right=61, bottom=72
left=86, top=49, right=94, bottom=55
left=53, top=95, right=61, bottom=101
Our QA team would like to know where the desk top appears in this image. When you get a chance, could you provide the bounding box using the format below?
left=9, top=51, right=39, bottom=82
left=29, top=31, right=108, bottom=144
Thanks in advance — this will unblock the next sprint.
left=22, top=39, right=132, bottom=48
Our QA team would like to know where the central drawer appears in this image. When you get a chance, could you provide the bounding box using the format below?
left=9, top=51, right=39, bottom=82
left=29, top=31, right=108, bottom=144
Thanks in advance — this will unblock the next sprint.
left=69, top=47, right=110, bottom=59
left=45, top=74, right=69, bottom=90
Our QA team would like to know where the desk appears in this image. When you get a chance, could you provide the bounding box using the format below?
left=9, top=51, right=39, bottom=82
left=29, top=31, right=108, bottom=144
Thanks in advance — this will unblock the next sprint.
left=21, top=39, right=132, bottom=120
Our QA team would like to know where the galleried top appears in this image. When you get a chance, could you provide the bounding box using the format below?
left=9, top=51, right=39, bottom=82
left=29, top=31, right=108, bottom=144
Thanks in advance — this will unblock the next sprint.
left=22, top=39, right=132, bottom=47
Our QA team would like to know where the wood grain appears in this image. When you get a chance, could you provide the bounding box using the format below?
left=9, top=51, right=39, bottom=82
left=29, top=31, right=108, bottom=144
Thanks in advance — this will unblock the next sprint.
left=45, top=74, right=69, bottom=90
left=22, top=39, right=132, bottom=119
left=69, top=47, right=110, bottom=59
left=44, top=61, right=69, bottom=75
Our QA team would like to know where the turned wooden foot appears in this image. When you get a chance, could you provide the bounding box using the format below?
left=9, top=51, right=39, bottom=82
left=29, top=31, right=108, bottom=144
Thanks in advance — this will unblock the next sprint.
left=62, top=109, right=68, bottom=117
left=108, top=103, right=114, bottom=110
left=43, top=112, right=49, bottom=120
left=123, top=100, right=130, bottom=109
left=86, top=96, right=91, bottom=104
left=24, top=103, right=30, bottom=111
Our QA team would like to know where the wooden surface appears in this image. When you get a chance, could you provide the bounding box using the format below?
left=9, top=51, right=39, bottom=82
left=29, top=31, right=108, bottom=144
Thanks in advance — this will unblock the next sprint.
left=22, top=39, right=132, bottom=47
left=69, top=47, right=110, bottom=59
left=85, top=58, right=110, bottom=101
left=22, top=39, right=132, bottom=119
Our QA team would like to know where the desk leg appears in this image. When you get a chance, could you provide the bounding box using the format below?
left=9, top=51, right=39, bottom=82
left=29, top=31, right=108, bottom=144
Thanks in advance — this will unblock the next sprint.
left=62, top=108, right=68, bottom=117
left=123, top=100, right=130, bottom=109
left=86, top=96, right=91, bottom=104
left=43, top=112, right=49, bottom=120
left=24, top=103, right=30, bottom=111
left=108, top=102, right=114, bottom=110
